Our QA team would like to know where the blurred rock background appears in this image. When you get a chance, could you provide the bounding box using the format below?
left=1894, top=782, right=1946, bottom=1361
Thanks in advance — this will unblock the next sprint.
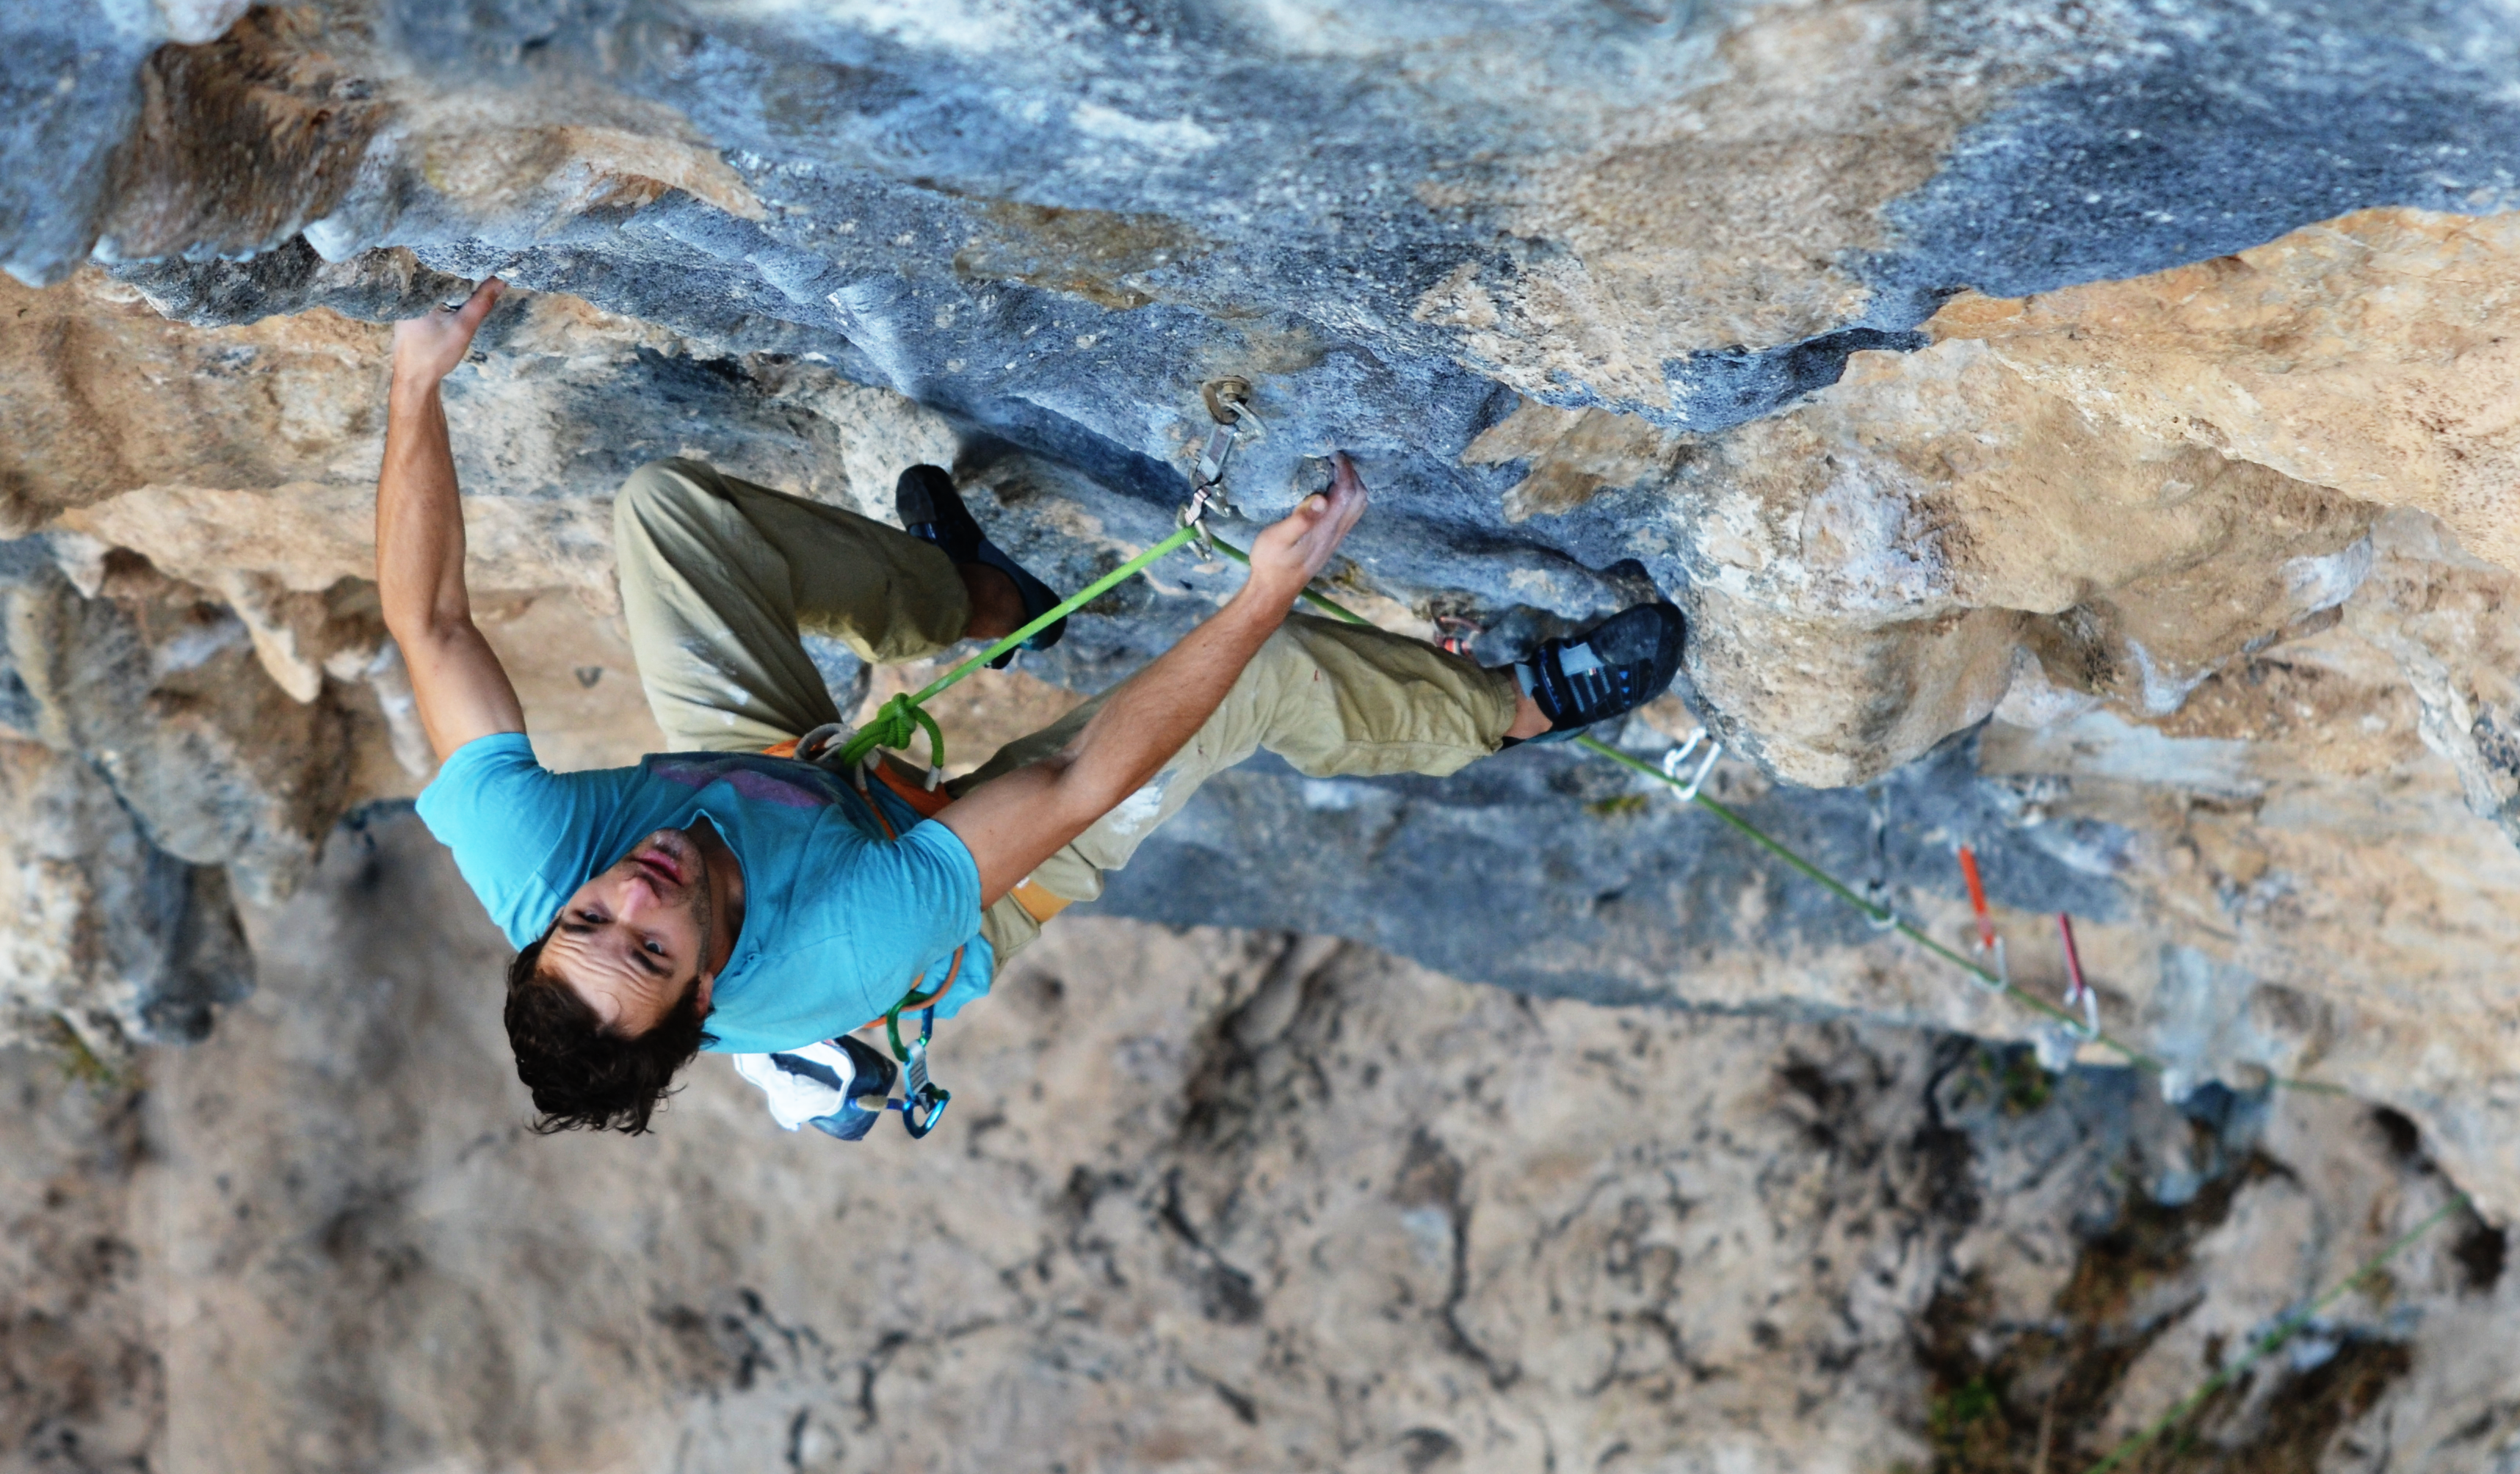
left=3, top=1, right=2518, bottom=1467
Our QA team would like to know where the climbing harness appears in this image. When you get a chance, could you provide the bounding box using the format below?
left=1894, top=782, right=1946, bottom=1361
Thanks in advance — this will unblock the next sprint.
left=747, top=724, right=963, bottom=1139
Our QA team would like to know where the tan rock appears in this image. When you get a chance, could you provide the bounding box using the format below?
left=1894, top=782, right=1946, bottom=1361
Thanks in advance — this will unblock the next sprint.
left=1461, top=397, right=1684, bottom=523
left=0, top=269, right=388, bottom=527
left=1685, top=337, right=2372, bottom=783
left=1670, top=208, right=2520, bottom=786
left=1930, top=208, right=2520, bottom=573
left=55, top=480, right=620, bottom=613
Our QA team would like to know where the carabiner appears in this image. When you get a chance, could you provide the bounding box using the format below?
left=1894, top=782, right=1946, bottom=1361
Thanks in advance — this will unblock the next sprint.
left=1970, top=934, right=2011, bottom=995
left=1179, top=486, right=1220, bottom=558
left=1661, top=730, right=1724, bottom=800
left=899, top=1025, right=952, bottom=1139
left=2057, top=913, right=2101, bottom=1039
left=1861, top=784, right=1897, bottom=931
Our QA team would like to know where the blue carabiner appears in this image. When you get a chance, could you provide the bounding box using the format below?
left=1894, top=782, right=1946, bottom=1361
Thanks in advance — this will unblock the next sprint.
left=896, top=1007, right=952, bottom=1139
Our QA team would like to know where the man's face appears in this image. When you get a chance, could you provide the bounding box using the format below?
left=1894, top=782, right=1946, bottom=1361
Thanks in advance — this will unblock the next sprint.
left=540, top=827, right=716, bottom=1036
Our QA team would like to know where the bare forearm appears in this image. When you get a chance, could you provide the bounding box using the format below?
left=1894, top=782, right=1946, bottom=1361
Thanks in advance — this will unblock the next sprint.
left=1057, top=584, right=1289, bottom=812
left=938, top=462, right=1366, bottom=903
left=939, top=573, right=1300, bottom=901
left=373, top=279, right=526, bottom=758
left=377, top=378, right=470, bottom=641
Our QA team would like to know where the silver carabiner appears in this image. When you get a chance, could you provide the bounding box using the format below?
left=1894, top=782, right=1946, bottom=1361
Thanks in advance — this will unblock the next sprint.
left=1969, top=934, right=2010, bottom=995
left=1194, top=421, right=1239, bottom=495
left=1179, top=486, right=1220, bottom=558
left=1661, top=730, right=1723, bottom=799
left=1862, top=784, right=1897, bottom=930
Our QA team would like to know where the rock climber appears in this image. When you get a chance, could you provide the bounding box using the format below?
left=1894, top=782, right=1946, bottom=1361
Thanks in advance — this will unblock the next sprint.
left=380, top=279, right=1687, bottom=1134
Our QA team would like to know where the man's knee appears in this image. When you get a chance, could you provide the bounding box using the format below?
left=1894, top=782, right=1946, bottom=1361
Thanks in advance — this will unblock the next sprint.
left=613, top=458, right=726, bottom=540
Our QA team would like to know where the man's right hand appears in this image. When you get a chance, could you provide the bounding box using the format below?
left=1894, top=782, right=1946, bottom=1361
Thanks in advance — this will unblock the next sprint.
left=391, top=278, right=504, bottom=391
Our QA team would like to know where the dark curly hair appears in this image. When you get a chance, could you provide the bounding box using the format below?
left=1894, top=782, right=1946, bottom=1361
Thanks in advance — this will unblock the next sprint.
left=502, top=932, right=714, bottom=1135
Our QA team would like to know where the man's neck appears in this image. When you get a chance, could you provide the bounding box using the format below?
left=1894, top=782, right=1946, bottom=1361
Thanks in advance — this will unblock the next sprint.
left=688, top=816, right=746, bottom=976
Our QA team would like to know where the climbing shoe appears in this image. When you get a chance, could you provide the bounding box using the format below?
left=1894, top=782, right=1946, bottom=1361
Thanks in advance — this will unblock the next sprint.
left=1510, top=602, right=1687, bottom=743
left=896, top=464, right=1067, bottom=669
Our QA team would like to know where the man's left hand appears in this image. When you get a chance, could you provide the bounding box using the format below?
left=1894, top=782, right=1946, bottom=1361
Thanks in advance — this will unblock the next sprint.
left=1238, top=450, right=1368, bottom=610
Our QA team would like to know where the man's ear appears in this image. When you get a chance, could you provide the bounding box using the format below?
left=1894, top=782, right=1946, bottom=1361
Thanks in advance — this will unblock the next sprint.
left=692, top=969, right=716, bottom=1014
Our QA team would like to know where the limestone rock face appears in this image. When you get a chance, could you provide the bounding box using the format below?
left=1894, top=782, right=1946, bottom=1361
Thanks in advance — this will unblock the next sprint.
left=5, top=819, right=2507, bottom=1473
left=0, top=737, right=250, bottom=1053
left=3, top=4, right=2520, bottom=1457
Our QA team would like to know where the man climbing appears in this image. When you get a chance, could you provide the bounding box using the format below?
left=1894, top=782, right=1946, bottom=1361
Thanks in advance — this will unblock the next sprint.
left=383, top=280, right=1687, bottom=1135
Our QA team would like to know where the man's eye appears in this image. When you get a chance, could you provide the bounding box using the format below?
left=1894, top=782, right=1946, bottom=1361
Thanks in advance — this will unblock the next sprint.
left=580, top=910, right=604, bottom=925
left=644, top=940, right=665, bottom=956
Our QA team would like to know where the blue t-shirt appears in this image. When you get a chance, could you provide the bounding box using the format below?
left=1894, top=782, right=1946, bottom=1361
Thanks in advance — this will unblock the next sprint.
left=415, top=734, right=994, bottom=1054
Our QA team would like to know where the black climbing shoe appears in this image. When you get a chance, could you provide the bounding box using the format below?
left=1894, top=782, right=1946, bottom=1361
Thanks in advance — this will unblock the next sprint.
left=895, top=465, right=1067, bottom=669
left=1512, top=603, right=1687, bottom=743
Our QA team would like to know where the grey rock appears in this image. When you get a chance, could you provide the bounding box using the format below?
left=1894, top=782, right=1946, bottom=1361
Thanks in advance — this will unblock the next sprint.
left=0, top=537, right=352, bottom=901
left=2, top=814, right=2504, bottom=1470
left=0, top=736, right=253, bottom=1055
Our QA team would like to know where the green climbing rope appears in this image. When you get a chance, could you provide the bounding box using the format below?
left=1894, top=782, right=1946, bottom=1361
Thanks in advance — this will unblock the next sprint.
left=836, top=521, right=1204, bottom=772
left=2079, top=1191, right=2472, bottom=1474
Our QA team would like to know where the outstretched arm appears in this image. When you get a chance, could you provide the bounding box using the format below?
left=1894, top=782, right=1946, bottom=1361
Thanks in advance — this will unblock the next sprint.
left=377, top=279, right=526, bottom=761
left=938, top=454, right=1370, bottom=905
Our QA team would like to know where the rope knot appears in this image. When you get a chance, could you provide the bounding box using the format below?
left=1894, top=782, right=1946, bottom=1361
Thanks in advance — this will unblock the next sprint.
left=836, top=691, right=945, bottom=773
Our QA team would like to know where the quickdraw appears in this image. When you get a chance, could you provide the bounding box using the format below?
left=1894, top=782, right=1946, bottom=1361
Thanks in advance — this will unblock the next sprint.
left=1955, top=846, right=2011, bottom=994
left=2055, top=911, right=2101, bottom=1040
left=1659, top=727, right=1723, bottom=799
left=1184, top=376, right=1259, bottom=556
left=1860, top=783, right=1898, bottom=932
left=2032, top=910, right=2104, bottom=1074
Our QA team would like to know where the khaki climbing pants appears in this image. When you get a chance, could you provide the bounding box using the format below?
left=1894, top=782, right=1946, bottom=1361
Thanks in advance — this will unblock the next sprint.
left=612, top=457, right=1521, bottom=959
